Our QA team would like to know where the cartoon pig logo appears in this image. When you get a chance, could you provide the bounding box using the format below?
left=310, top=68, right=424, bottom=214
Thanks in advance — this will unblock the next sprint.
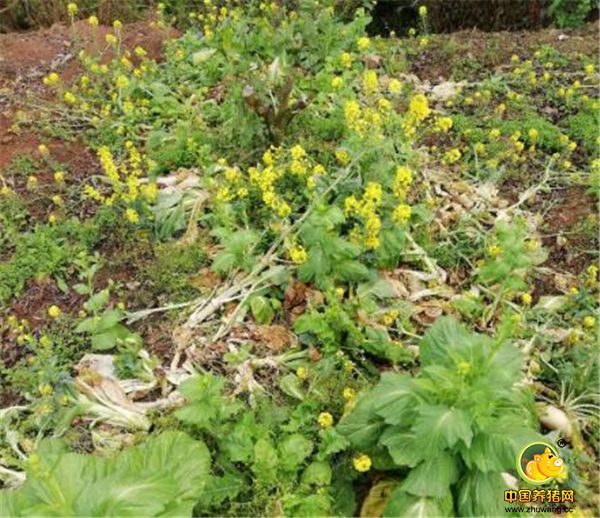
left=521, top=446, right=564, bottom=482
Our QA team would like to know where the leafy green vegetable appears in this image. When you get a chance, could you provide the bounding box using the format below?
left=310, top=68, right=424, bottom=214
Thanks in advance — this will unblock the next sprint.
left=0, top=432, right=210, bottom=517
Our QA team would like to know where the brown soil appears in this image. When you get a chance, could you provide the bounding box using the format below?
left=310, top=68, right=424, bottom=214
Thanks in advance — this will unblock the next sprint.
left=410, top=21, right=599, bottom=81
left=541, top=186, right=598, bottom=274
left=0, top=19, right=177, bottom=171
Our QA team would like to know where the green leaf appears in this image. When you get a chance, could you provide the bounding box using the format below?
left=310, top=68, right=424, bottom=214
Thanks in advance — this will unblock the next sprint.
left=278, top=434, right=313, bottom=472
left=91, top=331, right=119, bottom=350
left=251, top=438, right=278, bottom=483
left=84, top=289, right=110, bottom=312
left=336, top=396, right=384, bottom=450
left=357, top=277, right=395, bottom=300
left=419, top=316, right=479, bottom=368
left=317, top=427, right=350, bottom=458
left=278, top=374, right=305, bottom=400
left=379, top=428, right=427, bottom=468
left=458, top=432, right=514, bottom=473
left=301, top=461, right=332, bottom=486
left=372, top=374, right=419, bottom=425
left=335, top=260, right=370, bottom=282
left=384, top=489, right=452, bottom=518
left=0, top=432, right=210, bottom=517
left=199, top=473, right=244, bottom=508
left=456, top=470, right=505, bottom=517
left=412, top=405, right=473, bottom=450
left=401, top=452, right=458, bottom=498
left=249, top=295, right=275, bottom=325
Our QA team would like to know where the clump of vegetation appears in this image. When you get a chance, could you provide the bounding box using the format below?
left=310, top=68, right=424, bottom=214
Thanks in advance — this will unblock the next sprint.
left=0, top=1, right=598, bottom=516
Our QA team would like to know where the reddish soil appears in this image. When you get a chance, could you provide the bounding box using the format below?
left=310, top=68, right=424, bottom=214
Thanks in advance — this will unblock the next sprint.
left=541, top=186, right=598, bottom=273
left=0, top=19, right=177, bottom=171
left=410, top=21, right=599, bottom=81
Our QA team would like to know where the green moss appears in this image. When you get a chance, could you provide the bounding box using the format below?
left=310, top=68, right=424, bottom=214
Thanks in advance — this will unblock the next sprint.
left=142, top=241, right=208, bottom=301
left=565, top=108, right=599, bottom=155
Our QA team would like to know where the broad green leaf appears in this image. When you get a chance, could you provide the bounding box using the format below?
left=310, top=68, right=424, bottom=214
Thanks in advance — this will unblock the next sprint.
left=278, top=434, right=313, bottom=471
left=301, top=461, right=332, bottom=486
left=456, top=470, right=505, bottom=517
left=379, top=428, right=426, bottom=468
left=251, top=438, right=278, bottom=482
left=419, top=317, right=479, bottom=368
left=278, top=374, right=305, bottom=400
left=401, top=452, right=458, bottom=498
left=336, top=396, right=384, bottom=450
left=336, top=260, right=370, bottom=282
left=249, top=295, right=275, bottom=325
left=84, top=289, right=110, bottom=312
left=412, top=405, right=473, bottom=450
left=372, top=374, right=419, bottom=425
left=384, top=489, right=452, bottom=518
left=0, top=432, right=210, bottom=517
left=458, top=432, right=514, bottom=473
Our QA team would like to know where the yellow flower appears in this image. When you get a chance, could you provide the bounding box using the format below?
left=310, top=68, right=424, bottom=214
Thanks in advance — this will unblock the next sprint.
left=317, top=412, right=334, bottom=429
left=393, top=204, right=411, bottom=224
left=357, top=37, right=370, bottom=50
left=364, top=182, right=382, bottom=204
left=54, top=171, right=65, bottom=183
left=289, top=244, right=308, bottom=264
left=290, top=144, right=306, bottom=160
left=47, top=305, right=62, bottom=318
left=444, top=148, right=462, bottom=164
left=115, top=75, right=129, bottom=89
left=63, top=91, right=77, bottom=104
left=584, top=63, right=594, bottom=75
left=340, top=52, right=352, bottom=68
left=436, top=116, right=453, bottom=132
left=388, top=78, right=402, bottom=95
left=51, top=195, right=63, bottom=206
left=408, top=93, right=430, bottom=121
left=48, top=213, right=58, bottom=224
left=38, top=144, right=49, bottom=156
left=487, top=244, right=502, bottom=258
left=313, top=164, right=326, bottom=175
left=88, top=15, right=99, bottom=27
left=135, top=46, right=147, bottom=58
left=105, top=33, right=117, bottom=45
left=113, top=20, right=122, bottom=29
left=474, top=142, right=486, bottom=155
left=43, top=72, right=60, bottom=86
left=352, top=454, right=372, bottom=472
left=125, top=208, right=140, bottom=223
left=296, top=366, right=308, bottom=379
left=528, top=128, right=538, bottom=142
left=343, top=387, right=356, bottom=401
left=583, top=316, right=596, bottom=329
left=489, top=128, right=501, bottom=140
left=418, top=5, right=427, bottom=17
left=26, top=176, right=38, bottom=189
left=521, top=293, right=532, bottom=306
left=38, top=384, right=53, bottom=397
left=67, top=2, right=78, bottom=15
left=331, top=76, right=344, bottom=89
left=362, top=70, right=379, bottom=94
left=335, top=149, right=350, bottom=165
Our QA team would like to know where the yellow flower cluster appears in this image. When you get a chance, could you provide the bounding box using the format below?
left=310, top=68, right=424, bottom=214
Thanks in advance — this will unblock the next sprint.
left=288, top=244, right=308, bottom=264
left=408, top=93, right=431, bottom=121
left=217, top=145, right=325, bottom=219
left=345, top=182, right=383, bottom=250
left=83, top=144, right=156, bottom=222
